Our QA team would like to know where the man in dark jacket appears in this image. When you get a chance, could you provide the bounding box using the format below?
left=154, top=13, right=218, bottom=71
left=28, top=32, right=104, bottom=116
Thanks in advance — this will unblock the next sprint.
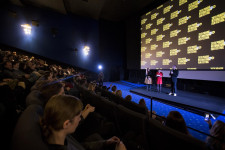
left=169, top=65, right=179, bottom=96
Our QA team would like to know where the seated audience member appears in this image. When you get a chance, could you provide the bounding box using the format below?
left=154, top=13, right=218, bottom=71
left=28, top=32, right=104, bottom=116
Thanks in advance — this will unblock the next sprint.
left=138, top=98, right=146, bottom=107
left=205, top=119, right=225, bottom=150
left=79, top=78, right=88, bottom=88
left=102, top=86, right=110, bottom=91
left=111, top=85, right=117, bottom=94
left=40, top=94, right=127, bottom=150
left=37, top=71, right=53, bottom=81
left=165, top=111, right=190, bottom=135
left=12, top=62, right=25, bottom=79
left=2, top=61, right=15, bottom=79
left=116, top=90, right=122, bottom=97
left=88, top=82, right=96, bottom=94
left=26, top=81, right=64, bottom=107
left=124, top=95, right=132, bottom=101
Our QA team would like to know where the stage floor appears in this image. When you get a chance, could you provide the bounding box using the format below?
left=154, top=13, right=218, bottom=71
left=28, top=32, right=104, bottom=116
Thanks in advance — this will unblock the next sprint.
left=130, top=86, right=225, bottom=115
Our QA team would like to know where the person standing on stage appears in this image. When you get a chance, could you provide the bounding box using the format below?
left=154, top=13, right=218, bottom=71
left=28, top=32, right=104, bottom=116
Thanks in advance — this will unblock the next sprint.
left=156, top=70, right=163, bottom=93
left=144, top=68, right=152, bottom=91
left=98, top=71, right=104, bottom=86
left=169, top=65, right=179, bottom=96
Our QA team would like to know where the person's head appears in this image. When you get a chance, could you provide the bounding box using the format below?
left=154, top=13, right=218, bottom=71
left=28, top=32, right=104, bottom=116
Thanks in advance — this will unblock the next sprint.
left=111, top=85, right=117, bottom=93
left=206, top=120, right=225, bottom=149
left=40, top=95, right=83, bottom=141
left=125, top=95, right=132, bottom=101
left=116, top=90, right=122, bottom=97
left=42, top=71, right=53, bottom=81
left=172, top=65, right=177, bottom=70
left=8, top=55, right=14, bottom=61
left=158, top=69, right=161, bottom=72
left=79, top=78, right=87, bottom=87
left=30, top=63, right=36, bottom=70
left=165, top=111, right=188, bottom=134
left=102, top=86, right=107, bottom=90
left=12, top=62, right=20, bottom=70
left=4, top=61, right=12, bottom=70
left=2, top=55, right=8, bottom=62
left=139, top=98, right=146, bottom=107
left=88, top=82, right=96, bottom=91
left=40, top=81, right=64, bottom=105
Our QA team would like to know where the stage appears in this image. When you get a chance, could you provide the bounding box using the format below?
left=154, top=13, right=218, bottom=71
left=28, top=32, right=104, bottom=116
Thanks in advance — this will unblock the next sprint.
left=130, top=86, right=225, bottom=116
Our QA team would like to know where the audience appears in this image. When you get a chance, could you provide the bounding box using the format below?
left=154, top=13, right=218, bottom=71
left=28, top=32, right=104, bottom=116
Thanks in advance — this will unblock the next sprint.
left=88, top=82, right=96, bottom=94
left=116, top=90, right=122, bottom=97
left=124, top=95, right=132, bottom=101
left=205, top=119, right=225, bottom=150
left=40, top=94, right=127, bottom=150
left=0, top=48, right=216, bottom=150
left=164, top=111, right=190, bottom=135
left=111, top=85, right=117, bottom=94
left=138, top=98, right=146, bottom=107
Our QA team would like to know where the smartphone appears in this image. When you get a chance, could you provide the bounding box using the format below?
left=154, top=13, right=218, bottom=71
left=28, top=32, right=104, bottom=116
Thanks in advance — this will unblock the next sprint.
left=204, top=113, right=209, bottom=121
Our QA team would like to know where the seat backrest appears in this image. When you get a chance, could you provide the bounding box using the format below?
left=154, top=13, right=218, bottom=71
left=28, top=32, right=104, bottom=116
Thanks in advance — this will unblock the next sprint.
left=147, top=118, right=208, bottom=150
left=91, top=95, right=117, bottom=121
left=11, top=104, right=49, bottom=150
left=109, top=93, right=124, bottom=104
left=120, top=100, right=148, bottom=115
left=26, top=90, right=43, bottom=107
left=115, top=105, right=148, bottom=150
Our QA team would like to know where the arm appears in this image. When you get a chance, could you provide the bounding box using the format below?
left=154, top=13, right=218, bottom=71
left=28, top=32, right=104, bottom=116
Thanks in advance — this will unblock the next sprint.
left=81, top=104, right=95, bottom=119
left=82, top=136, right=122, bottom=150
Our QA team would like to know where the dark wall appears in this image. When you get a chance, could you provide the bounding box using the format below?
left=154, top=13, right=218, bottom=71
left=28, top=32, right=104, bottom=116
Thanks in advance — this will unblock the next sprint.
left=0, top=4, right=99, bottom=72
left=99, top=20, right=126, bottom=81
left=125, top=15, right=140, bottom=70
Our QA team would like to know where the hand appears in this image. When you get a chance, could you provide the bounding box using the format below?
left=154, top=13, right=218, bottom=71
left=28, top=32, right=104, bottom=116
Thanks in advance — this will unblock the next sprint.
left=205, top=118, right=212, bottom=125
left=106, top=136, right=120, bottom=145
left=84, top=104, right=95, bottom=113
left=115, top=142, right=126, bottom=150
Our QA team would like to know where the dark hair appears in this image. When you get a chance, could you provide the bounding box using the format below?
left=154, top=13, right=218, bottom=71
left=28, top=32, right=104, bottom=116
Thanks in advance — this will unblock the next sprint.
left=111, top=86, right=117, bottom=92
left=116, top=90, right=122, bottom=97
left=125, top=95, right=132, bottom=101
left=165, top=111, right=189, bottom=134
left=40, top=95, right=83, bottom=141
left=139, top=98, right=146, bottom=106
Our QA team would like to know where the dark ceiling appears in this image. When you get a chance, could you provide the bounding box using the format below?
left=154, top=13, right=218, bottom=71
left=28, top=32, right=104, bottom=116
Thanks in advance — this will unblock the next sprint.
left=6, top=0, right=158, bottom=21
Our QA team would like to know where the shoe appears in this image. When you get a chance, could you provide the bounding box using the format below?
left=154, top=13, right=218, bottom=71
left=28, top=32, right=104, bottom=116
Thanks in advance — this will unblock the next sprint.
left=169, top=92, right=172, bottom=95
left=174, top=93, right=177, bottom=96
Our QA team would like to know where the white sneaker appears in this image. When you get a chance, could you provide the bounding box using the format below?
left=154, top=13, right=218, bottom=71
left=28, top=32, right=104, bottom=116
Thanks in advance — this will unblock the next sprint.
left=169, top=92, right=172, bottom=95
left=174, top=93, right=177, bottom=96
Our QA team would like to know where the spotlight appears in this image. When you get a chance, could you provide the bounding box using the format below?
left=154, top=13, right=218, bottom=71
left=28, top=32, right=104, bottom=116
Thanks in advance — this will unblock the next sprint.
left=21, top=24, right=32, bottom=35
left=98, top=65, right=103, bottom=70
left=83, top=46, right=90, bottom=56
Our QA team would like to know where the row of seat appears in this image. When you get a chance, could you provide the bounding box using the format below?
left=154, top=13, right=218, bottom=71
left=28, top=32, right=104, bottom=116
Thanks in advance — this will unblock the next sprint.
left=78, top=85, right=208, bottom=150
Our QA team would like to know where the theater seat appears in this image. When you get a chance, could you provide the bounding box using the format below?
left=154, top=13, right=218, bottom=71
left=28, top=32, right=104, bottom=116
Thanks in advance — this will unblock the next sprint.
left=147, top=118, right=207, bottom=150
left=114, top=105, right=148, bottom=150
left=26, top=90, right=43, bottom=107
left=11, top=104, right=48, bottom=150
